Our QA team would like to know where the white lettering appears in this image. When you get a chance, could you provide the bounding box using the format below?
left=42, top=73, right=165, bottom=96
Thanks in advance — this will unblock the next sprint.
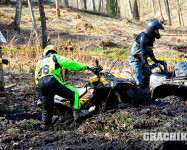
left=150, top=133, right=156, bottom=141
left=163, top=133, right=169, bottom=141
left=143, top=132, right=187, bottom=141
left=177, top=132, right=181, bottom=141
left=170, top=132, right=176, bottom=141
left=181, top=133, right=187, bottom=141
left=157, top=132, right=163, bottom=141
left=143, top=133, right=150, bottom=141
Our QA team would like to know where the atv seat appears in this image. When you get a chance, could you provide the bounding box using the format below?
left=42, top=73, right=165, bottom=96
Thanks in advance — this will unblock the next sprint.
left=75, top=87, right=87, bottom=97
left=54, top=87, right=87, bottom=102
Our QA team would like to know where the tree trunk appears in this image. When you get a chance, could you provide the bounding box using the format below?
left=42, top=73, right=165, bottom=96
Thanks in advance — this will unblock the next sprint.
left=28, top=0, right=41, bottom=46
left=38, top=0, right=47, bottom=49
left=138, top=0, right=140, bottom=17
left=115, top=0, right=119, bottom=16
left=158, top=0, right=164, bottom=21
left=179, top=0, right=184, bottom=26
left=128, top=0, right=133, bottom=19
left=151, top=0, right=155, bottom=14
left=106, top=0, right=110, bottom=15
left=132, top=0, right=139, bottom=20
left=92, top=0, right=96, bottom=11
left=176, top=0, right=184, bottom=26
left=84, top=0, right=87, bottom=10
left=176, top=0, right=181, bottom=26
left=165, top=0, right=171, bottom=25
left=64, top=0, right=69, bottom=7
left=55, top=0, right=60, bottom=17
left=149, top=0, right=151, bottom=6
left=0, top=46, right=4, bottom=91
left=13, top=0, right=22, bottom=31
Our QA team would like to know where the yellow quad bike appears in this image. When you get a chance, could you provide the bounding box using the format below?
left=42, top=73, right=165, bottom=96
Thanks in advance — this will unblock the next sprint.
left=54, top=63, right=149, bottom=118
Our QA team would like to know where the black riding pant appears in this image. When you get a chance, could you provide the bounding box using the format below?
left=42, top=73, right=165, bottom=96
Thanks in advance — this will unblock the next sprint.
left=38, top=75, right=78, bottom=125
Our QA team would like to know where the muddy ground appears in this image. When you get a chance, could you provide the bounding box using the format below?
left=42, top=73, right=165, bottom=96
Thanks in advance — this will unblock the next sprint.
left=0, top=71, right=186, bottom=150
left=0, top=4, right=187, bottom=150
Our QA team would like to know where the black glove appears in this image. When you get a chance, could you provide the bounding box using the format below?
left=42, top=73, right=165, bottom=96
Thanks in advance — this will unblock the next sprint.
left=87, top=66, right=95, bottom=72
left=2, top=59, right=9, bottom=65
left=157, top=60, right=166, bottom=66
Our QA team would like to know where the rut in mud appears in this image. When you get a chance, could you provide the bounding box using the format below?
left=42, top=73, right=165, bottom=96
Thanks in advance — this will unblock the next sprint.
left=0, top=72, right=186, bottom=150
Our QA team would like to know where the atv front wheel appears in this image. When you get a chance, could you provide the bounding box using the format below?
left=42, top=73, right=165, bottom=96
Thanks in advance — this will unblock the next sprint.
left=126, top=87, right=150, bottom=106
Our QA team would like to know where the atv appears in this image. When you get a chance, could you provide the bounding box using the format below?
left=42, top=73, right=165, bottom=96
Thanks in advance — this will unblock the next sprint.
left=54, top=61, right=148, bottom=118
left=148, top=60, right=187, bottom=100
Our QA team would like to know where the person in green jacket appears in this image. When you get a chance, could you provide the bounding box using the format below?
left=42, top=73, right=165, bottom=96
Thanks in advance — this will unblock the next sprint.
left=35, top=45, right=93, bottom=126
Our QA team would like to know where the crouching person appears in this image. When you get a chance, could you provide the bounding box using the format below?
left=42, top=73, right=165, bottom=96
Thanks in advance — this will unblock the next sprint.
left=35, top=45, right=92, bottom=127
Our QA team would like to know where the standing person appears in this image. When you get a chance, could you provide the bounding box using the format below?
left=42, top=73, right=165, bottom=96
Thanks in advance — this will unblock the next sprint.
left=129, top=20, right=165, bottom=89
left=35, top=45, right=93, bottom=127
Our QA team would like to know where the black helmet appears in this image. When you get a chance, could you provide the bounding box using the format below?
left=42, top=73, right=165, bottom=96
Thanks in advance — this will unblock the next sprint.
left=146, top=20, right=164, bottom=39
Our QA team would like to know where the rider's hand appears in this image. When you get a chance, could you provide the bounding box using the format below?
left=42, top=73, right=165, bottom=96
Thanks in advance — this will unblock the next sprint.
left=157, top=60, right=166, bottom=66
left=2, top=59, right=9, bottom=65
left=87, top=66, right=95, bottom=72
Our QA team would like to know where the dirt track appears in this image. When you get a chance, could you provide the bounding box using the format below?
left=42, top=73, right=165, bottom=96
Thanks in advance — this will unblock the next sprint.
left=0, top=72, right=186, bottom=150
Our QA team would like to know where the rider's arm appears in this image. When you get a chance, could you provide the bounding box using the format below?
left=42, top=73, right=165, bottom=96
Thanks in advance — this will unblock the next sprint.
left=139, top=33, right=148, bottom=64
left=149, top=51, right=165, bottom=65
left=149, top=52, right=158, bottom=63
left=55, top=54, right=87, bottom=71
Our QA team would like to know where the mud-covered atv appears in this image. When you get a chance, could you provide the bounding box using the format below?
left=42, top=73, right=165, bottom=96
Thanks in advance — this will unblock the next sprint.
left=54, top=64, right=148, bottom=118
left=148, top=60, right=187, bottom=100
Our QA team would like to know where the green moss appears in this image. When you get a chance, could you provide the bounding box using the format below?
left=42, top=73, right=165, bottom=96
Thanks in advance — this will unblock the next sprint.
left=109, top=0, right=118, bottom=16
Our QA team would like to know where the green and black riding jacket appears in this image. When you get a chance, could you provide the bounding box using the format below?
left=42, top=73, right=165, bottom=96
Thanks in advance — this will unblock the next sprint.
left=35, top=53, right=87, bottom=86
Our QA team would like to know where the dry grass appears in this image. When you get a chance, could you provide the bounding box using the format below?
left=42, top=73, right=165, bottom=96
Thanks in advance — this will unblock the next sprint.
left=0, top=4, right=186, bottom=77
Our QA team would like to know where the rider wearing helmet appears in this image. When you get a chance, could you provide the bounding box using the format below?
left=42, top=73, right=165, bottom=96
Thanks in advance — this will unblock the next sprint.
left=129, top=20, right=165, bottom=88
left=35, top=45, right=93, bottom=126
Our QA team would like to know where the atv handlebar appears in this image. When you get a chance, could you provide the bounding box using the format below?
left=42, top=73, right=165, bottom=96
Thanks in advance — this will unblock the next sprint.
left=88, top=65, right=103, bottom=75
left=149, top=60, right=169, bottom=75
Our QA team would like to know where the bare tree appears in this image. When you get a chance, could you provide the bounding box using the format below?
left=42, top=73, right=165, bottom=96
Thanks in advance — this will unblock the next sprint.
left=84, top=0, right=87, bottom=10
left=55, top=0, right=60, bottom=17
left=176, top=0, right=184, bottom=26
left=106, top=0, right=110, bottom=15
left=132, top=0, right=139, bottom=20
left=11, top=0, right=22, bottom=31
left=38, top=0, right=47, bottom=49
left=64, top=0, right=69, bottom=7
left=128, top=0, right=133, bottom=19
left=28, top=0, right=41, bottom=45
left=92, top=0, right=96, bottom=11
left=158, top=0, right=164, bottom=21
left=115, top=0, right=119, bottom=16
left=151, top=0, right=155, bottom=14
left=165, top=0, right=171, bottom=25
